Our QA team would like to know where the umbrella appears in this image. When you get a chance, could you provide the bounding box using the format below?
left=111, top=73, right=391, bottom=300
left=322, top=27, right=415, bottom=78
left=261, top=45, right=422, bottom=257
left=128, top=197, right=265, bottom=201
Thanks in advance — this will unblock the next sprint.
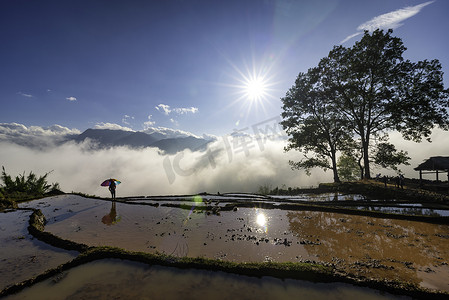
left=101, top=178, right=121, bottom=187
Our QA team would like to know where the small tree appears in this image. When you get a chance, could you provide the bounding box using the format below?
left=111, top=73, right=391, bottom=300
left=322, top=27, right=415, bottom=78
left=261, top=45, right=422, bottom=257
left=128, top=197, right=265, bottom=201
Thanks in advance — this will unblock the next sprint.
left=337, top=154, right=360, bottom=181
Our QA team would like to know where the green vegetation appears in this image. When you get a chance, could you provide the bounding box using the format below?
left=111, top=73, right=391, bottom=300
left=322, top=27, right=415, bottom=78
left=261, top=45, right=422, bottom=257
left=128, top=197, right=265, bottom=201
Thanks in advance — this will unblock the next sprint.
left=337, top=154, right=360, bottom=181
left=0, top=167, right=62, bottom=208
left=281, top=29, right=449, bottom=181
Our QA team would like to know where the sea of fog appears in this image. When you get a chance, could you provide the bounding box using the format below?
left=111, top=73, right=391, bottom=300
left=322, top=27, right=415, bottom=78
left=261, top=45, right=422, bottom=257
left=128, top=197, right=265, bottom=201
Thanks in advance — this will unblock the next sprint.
left=1, top=128, right=448, bottom=197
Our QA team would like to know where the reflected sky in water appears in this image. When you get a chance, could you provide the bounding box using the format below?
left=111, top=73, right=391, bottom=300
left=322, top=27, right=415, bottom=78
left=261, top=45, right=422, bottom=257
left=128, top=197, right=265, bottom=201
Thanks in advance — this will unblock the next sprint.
left=0, top=210, right=78, bottom=290
left=4, top=259, right=407, bottom=300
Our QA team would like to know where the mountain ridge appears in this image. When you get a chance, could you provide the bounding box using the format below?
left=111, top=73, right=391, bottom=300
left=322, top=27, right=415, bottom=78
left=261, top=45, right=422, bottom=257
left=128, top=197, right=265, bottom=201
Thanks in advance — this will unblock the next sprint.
left=73, top=128, right=212, bottom=153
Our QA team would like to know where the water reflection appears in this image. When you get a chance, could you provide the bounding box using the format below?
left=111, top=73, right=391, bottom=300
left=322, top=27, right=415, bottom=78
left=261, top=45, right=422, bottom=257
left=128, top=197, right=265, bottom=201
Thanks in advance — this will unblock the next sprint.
left=0, top=210, right=77, bottom=290
left=4, top=259, right=406, bottom=300
left=354, top=206, right=449, bottom=217
left=13, top=195, right=449, bottom=293
left=256, top=212, right=268, bottom=233
left=101, top=201, right=121, bottom=226
left=272, top=193, right=368, bottom=202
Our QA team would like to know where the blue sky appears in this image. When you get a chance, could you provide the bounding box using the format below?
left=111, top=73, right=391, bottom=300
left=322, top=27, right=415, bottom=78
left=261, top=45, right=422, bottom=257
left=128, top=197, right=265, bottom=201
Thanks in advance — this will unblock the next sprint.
left=1, top=0, right=448, bottom=137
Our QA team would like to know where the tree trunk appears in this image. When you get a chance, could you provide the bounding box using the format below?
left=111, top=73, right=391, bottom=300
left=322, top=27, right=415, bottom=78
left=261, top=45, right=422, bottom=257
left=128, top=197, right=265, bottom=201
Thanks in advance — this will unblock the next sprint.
left=358, top=164, right=364, bottom=180
left=362, top=139, right=371, bottom=179
left=358, top=154, right=364, bottom=179
left=331, top=152, right=341, bottom=183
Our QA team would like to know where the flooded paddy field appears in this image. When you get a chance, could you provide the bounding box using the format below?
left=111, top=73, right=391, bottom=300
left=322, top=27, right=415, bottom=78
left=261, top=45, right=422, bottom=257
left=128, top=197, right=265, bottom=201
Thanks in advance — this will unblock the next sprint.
left=0, top=209, right=78, bottom=290
left=2, top=193, right=449, bottom=298
left=4, top=259, right=407, bottom=300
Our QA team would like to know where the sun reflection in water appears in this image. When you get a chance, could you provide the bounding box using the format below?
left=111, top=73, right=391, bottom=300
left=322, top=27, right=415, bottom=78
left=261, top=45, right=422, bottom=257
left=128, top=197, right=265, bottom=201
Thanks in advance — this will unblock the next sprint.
left=256, top=212, right=268, bottom=233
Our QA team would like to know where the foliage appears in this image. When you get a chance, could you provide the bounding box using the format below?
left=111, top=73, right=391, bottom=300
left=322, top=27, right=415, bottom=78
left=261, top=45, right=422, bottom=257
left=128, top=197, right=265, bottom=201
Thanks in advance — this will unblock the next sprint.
left=281, top=66, right=354, bottom=183
left=372, top=142, right=410, bottom=171
left=337, top=154, right=360, bottom=181
left=0, top=166, right=61, bottom=203
left=281, top=29, right=449, bottom=179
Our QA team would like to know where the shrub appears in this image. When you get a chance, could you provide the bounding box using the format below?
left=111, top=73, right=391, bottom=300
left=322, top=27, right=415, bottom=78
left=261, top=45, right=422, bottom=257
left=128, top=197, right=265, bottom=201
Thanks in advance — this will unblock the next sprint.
left=0, top=167, right=61, bottom=203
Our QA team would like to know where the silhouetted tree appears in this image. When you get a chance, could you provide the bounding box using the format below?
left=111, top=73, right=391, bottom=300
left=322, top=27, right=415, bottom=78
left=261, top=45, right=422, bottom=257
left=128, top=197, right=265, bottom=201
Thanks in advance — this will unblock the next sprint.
left=282, top=29, right=449, bottom=179
left=281, top=67, right=353, bottom=183
left=372, top=142, right=410, bottom=171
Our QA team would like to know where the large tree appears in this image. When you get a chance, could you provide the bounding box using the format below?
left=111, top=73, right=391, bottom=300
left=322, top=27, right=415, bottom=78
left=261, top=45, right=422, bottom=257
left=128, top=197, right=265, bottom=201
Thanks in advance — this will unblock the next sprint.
left=281, top=67, right=352, bottom=183
left=282, top=29, right=449, bottom=179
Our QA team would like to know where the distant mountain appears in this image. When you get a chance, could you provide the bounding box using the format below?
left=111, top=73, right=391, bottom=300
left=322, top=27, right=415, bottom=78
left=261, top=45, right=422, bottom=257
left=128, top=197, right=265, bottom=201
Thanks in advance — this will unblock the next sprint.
left=115, top=131, right=160, bottom=148
left=72, top=128, right=212, bottom=153
left=74, top=129, right=133, bottom=146
left=151, top=136, right=210, bottom=154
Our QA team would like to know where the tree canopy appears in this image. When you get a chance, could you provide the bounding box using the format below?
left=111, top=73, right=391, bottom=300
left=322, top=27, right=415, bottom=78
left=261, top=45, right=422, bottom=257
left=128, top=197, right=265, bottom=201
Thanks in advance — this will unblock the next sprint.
left=281, top=29, right=449, bottom=181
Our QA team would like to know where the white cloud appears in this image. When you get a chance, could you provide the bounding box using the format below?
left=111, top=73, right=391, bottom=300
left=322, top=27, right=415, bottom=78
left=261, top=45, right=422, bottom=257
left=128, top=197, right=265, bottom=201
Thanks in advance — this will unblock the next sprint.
left=340, top=32, right=363, bottom=44
left=142, top=126, right=200, bottom=139
left=202, top=133, right=218, bottom=141
left=341, top=1, right=434, bottom=44
left=29, top=124, right=80, bottom=136
left=93, top=123, right=134, bottom=131
left=155, top=104, right=171, bottom=115
left=172, top=107, right=199, bottom=114
left=18, top=92, right=33, bottom=98
left=122, top=115, right=135, bottom=126
left=0, top=122, right=80, bottom=148
left=358, top=1, right=434, bottom=31
left=0, top=123, right=28, bottom=134
left=156, top=104, right=199, bottom=116
left=66, top=96, right=77, bottom=101
left=0, top=138, right=325, bottom=197
left=0, top=123, right=80, bottom=137
left=143, top=115, right=156, bottom=129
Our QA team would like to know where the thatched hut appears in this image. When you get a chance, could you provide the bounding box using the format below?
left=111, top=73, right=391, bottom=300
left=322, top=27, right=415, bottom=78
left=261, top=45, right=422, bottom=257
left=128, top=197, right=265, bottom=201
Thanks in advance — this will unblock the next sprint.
left=414, top=156, right=449, bottom=183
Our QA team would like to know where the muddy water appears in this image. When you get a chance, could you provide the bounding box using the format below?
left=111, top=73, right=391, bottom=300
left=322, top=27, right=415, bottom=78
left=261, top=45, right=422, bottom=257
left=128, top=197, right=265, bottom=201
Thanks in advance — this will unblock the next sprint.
left=16, top=195, right=449, bottom=292
left=286, top=211, right=449, bottom=291
left=0, top=210, right=78, bottom=290
left=22, top=196, right=312, bottom=261
left=4, top=259, right=408, bottom=300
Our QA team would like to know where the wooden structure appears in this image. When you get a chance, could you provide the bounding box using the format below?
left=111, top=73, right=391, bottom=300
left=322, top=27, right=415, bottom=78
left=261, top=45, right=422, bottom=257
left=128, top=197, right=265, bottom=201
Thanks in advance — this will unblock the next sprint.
left=414, top=156, right=449, bottom=183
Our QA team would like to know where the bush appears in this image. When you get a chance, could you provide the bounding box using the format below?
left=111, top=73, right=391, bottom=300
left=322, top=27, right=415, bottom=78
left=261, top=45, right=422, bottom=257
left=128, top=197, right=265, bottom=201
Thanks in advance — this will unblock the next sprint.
left=0, top=167, right=61, bottom=205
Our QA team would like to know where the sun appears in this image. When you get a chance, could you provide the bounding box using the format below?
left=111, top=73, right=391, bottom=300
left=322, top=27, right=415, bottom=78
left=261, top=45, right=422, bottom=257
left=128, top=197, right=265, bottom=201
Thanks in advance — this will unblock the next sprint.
left=219, top=55, right=279, bottom=120
left=244, top=77, right=267, bottom=101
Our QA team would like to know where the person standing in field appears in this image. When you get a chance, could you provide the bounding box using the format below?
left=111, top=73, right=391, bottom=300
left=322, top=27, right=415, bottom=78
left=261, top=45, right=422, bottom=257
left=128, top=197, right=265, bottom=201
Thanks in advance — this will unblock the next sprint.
left=109, top=179, right=116, bottom=199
